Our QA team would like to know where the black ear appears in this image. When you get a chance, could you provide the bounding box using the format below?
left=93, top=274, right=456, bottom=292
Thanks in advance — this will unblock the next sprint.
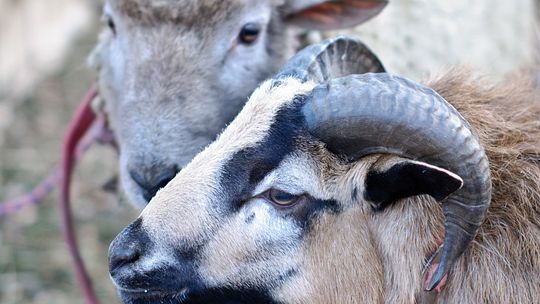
left=282, top=0, right=388, bottom=31
left=364, top=160, right=463, bottom=212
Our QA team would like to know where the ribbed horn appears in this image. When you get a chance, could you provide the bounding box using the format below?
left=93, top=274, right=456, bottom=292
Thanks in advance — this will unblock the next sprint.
left=301, top=73, right=491, bottom=291
left=275, top=36, right=385, bottom=83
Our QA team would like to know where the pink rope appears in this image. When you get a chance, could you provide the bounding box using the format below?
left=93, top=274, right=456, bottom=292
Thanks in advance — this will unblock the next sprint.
left=60, top=85, right=100, bottom=304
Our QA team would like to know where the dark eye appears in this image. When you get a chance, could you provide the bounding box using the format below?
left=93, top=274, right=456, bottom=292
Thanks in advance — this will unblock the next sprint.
left=238, top=23, right=261, bottom=45
left=107, top=16, right=116, bottom=35
left=268, top=189, right=300, bottom=207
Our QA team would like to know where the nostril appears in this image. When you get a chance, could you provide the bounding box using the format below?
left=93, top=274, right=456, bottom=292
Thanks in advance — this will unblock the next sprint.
left=129, top=165, right=180, bottom=202
left=109, top=218, right=149, bottom=277
left=142, top=171, right=177, bottom=201
left=130, top=170, right=150, bottom=190
left=109, top=243, right=141, bottom=272
left=154, top=169, right=178, bottom=190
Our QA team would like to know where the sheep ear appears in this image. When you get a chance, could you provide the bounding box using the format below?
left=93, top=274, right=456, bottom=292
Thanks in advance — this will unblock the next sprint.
left=363, top=160, right=463, bottom=212
left=282, top=0, right=387, bottom=30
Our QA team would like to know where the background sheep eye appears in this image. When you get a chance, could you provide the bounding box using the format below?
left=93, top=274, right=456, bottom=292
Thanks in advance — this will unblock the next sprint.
left=238, top=23, right=261, bottom=44
left=268, top=189, right=299, bottom=206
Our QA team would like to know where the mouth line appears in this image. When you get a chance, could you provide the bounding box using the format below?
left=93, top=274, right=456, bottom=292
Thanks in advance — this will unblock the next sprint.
left=118, top=286, right=189, bottom=300
left=118, top=285, right=278, bottom=304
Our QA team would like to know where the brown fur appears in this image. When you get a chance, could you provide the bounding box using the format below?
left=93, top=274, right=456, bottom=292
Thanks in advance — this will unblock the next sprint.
left=427, top=70, right=540, bottom=302
left=291, top=70, right=540, bottom=303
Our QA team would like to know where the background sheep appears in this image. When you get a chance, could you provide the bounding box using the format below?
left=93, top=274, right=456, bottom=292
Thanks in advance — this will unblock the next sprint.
left=108, top=40, right=540, bottom=303
left=90, top=0, right=387, bottom=208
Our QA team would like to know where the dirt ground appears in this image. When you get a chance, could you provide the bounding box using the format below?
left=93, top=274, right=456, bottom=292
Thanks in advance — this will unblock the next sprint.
left=0, top=23, right=137, bottom=304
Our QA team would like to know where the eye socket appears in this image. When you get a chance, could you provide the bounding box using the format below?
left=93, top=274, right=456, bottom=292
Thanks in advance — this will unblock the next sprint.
left=267, top=189, right=300, bottom=207
left=238, top=23, right=261, bottom=45
left=106, top=15, right=116, bottom=35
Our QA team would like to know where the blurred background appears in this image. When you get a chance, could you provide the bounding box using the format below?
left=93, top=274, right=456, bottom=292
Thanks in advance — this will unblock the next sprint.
left=0, top=0, right=538, bottom=303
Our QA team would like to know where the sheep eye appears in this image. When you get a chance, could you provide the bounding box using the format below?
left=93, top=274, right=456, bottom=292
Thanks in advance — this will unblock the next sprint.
left=106, top=16, right=116, bottom=35
left=268, top=189, right=299, bottom=206
left=238, top=23, right=261, bottom=45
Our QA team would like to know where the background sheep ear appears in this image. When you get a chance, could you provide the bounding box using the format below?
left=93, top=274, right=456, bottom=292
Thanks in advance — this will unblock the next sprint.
left=282, top=0, right=388, bottom=30
left=363, top=160, right=463, bottom=212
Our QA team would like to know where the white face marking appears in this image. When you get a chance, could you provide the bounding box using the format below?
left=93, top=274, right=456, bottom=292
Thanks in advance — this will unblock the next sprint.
left=199, top=199, right=302, bottom=289
left=252, top=151, right=331, bottom=199
left=140, top=77, right=316, bottom=244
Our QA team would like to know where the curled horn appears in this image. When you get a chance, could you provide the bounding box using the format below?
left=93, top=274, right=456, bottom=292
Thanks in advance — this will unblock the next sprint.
left=301, top=73, right=491, bottom=290
left=275, top=35, right=385, bottom=83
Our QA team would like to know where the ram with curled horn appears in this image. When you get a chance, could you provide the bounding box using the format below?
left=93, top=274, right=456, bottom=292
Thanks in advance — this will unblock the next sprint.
left=107, top=38, right=540, bottom=303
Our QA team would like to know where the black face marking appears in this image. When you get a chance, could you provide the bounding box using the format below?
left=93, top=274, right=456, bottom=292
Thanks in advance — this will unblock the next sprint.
left=187, top=287, right=280, bottom=304
left=220, top=94, right=308, bottom=212
left=278, top=268, right=298, bottom=282
left=110, top=219, right=200, bottom=296
left=351, top=186, right=358, bottom=202
left=364, top=161, right=462, bottom=212
left=245, top=212, right=256, bottom=224
left=216, top=93, right=340, bottom=232
left=279, top=195, right=340, bottom=230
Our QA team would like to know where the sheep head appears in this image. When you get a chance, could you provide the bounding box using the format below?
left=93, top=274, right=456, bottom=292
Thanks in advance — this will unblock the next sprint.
left=108, top=40, right=491, bottom=303
left=89, top=0, right=387, bottom=208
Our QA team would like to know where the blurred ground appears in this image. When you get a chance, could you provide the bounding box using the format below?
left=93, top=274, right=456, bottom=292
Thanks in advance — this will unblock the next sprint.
left=0, top=1, right=137, bottom=303
left=333, top=0, right=538, bottom=80
left=0, top=0, right=538, bottom=304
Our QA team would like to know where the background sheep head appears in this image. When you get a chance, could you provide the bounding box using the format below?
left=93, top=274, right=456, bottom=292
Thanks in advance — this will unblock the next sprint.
left=89, top=0, right=387, bottom=208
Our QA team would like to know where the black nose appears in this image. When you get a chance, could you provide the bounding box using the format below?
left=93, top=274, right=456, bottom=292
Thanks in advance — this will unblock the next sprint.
left=130, top=164, right=179, bottom=201
left=109, top=241, right=140, bottom=273
left=109, top=219, right=147, bottom=274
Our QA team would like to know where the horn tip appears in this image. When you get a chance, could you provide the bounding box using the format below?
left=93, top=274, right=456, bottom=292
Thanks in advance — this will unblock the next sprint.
left=425, top=263, right=447, bottom=291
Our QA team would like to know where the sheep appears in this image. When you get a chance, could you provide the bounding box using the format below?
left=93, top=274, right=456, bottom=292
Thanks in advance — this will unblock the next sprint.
left=106, top=40, right=540, bottom=303
left=89, top=0, right=388, bottom=208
